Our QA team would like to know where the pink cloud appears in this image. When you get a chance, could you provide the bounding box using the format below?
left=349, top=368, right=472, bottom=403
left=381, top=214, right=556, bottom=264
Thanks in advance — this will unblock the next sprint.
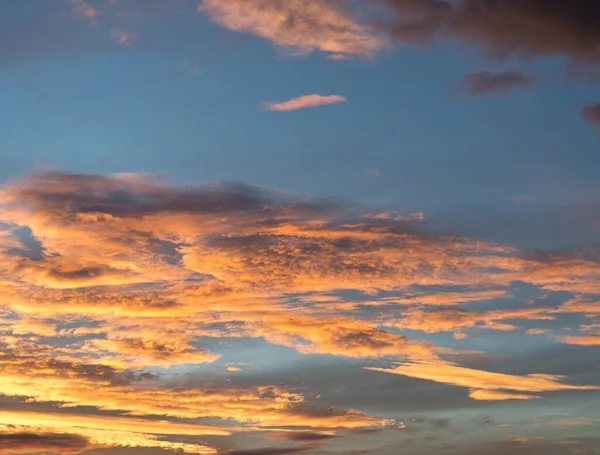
left=263, top=94, right=346, bottom=112
left=69, top=0, right=101, bottom=23
left=198, top=0, right=386, bottom=57
left=110, top=29, right=137, bottom=47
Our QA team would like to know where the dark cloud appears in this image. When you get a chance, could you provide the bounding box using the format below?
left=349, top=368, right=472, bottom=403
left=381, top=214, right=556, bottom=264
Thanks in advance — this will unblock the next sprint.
left=461, top=71, right=538, bottom=96
left=581, top=103, right=600, bottom=128
left=275, top=432, right=337, bottom=443
left=382, top=0, right=600, bottom=61
left=458, top=437, right=600, bottom=455
left=0, top=432, right=89, bottom=454
left=222, top=448, right=310, bottom=455
left=428, top=418, right=450, bottom=429
left=1, top=171, right=346, bottom=225
left=3, top=172, right=270, bottom=217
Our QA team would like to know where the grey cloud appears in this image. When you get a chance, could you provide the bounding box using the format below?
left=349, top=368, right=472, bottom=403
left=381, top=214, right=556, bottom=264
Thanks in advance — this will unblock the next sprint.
left=461, top=71, right=538, bottom=96
left=581, top=103, right=600, bottom=129
left=275, top=432, right=337, bottom=443
left=222, top=448, right=310, bottom=455
left=0, top=432, right=89, bottom=453
left=382, top=0, right=600, bottom=61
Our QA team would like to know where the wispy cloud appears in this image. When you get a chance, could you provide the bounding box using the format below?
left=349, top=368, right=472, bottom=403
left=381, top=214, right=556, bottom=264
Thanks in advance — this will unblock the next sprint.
left=263, top=94, right=346, bottom=112
left=461, top=71, right=539, bottom=96
left=69, top=0, right=102, bottom=23
left=183, top=61, right=202, bottom=75
left=109, top=29, right=137, bottom=46
left=367, top=360, right=600, bottom=401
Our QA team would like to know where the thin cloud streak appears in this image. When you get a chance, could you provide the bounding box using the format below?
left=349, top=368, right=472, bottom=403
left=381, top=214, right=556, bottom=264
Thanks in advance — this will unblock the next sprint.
left=461, top=71, right=539, bottom=96
left=263, top=94, right=347, bottom=112
left=367, top=359, right=600, bottom=400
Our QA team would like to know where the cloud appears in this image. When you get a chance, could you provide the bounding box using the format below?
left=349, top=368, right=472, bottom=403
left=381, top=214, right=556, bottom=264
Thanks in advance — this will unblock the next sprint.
left=559, top=334, right=600, bottom=345
left=461, top=71, right=539, bottom=96
left=555, top=297, right=600, bottom=317
left=581, top=103, right=600, bottom=128
left=69, top=0, right=102, bottom=23
left=222, top=449, right=310, bottom=455
left=0, top=353, right=390, bottom=430
left=0, top=432, right=89, bottom=455
left=384, top=306, right=553, bottom=337
left=110, top=29, right=137, bottom=46
left=1, top=170, right=600, bottom=452
left=263, top=94, right=347, bottom=112
left=467, top=390, right=539, bottom=401
left=326, top=53, right=353, bottom=61
left=273, top=431, right=336, bottom=443
left=198, top=0, right=386, bottom=57
left=382, top=0, right=600, bottom=61
left=84, top=335, right=221, bottom=368
left=0, top=410, right=220, bottom=454
left=367, top=359, right=600, bottom=400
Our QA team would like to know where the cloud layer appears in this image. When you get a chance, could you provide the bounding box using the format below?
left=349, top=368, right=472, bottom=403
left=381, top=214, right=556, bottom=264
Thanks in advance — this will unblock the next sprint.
left=0, top=171, right=599, bottom=453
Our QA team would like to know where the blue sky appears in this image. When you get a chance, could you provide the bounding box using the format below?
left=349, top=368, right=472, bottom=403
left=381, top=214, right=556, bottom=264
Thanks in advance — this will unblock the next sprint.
left=1, top=1, right=600, bottom=455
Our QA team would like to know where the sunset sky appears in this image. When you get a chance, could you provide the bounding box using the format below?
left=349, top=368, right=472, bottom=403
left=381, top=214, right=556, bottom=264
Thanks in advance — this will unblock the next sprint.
left=1, top=1, right=600, bottom=455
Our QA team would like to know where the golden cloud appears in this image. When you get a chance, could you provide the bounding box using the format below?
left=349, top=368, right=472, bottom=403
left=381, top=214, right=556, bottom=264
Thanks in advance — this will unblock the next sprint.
left=367, top=360, right=600, bottom=400
left=1, top=171, right=599, bottom=452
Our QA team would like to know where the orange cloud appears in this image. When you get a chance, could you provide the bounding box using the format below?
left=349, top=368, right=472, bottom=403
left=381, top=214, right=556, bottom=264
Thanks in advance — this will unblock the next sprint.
left=1, top=170, right=599, bottom=448
left=263, top=94, right=347, bottom=112
left=198, top=0, right=386, bottom=57
left=0, top=353, right=390, bottom=430
left=556, top=297, right=600, bottom=316
left=384, top=307, right=554, bottom=336
left=0, top=410, right=222, bottom=454
left=367, top=360, right=600, bottom=400
left=559, top=334, right=600, bottom=346
left=467, top=390, right=539, bottom=401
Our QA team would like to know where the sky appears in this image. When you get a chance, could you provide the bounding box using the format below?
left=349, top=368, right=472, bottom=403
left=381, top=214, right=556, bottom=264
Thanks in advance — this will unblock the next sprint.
left=0, top=1, right=600, bottom=454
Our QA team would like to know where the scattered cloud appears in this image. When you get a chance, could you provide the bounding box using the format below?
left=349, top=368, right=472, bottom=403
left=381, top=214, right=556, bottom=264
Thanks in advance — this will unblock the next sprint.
left=183, top=61, right=202, bottom=75
left=109, top=29, right=137, bottom=46
left=461, top=71, right=539, bottom=96
left=263, top=94, right=347, bottom=112
left=69, top=0, right=102, bottom=23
